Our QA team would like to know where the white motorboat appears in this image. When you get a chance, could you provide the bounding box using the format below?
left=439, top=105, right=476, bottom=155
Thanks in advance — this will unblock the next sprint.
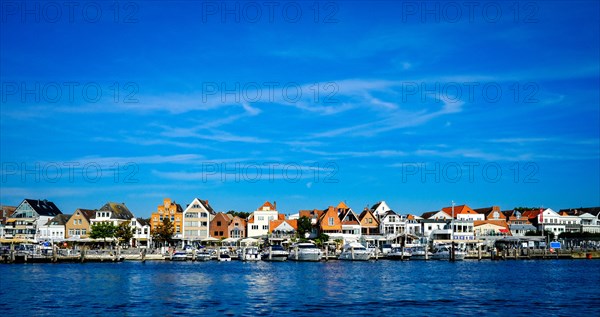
left=387, top=247, right=411, bottom=260
left=431, top=244, right=466, bottom=261
left=262, top=245, right=289, bottom=261
left=408, top=246, right=433, bottom=260
left=195, top=250, right=212, bottom=261
left=338, top=242, right=371, bottom=261
left=288, top=242, right=322, bottom=261
left=218, top=247, right=232, bottom=262
left=171, top=251, right=188, bottom=261
left=241, top=246, right=261, bottom=261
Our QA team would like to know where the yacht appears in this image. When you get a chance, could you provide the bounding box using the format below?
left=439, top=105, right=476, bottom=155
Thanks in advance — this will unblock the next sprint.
left=431, top=244, right=466, bottom=261
left=241, top=246, right=261, bottom=261
left=338, top=242, right=371, bottom=261
left=288, top=242, right=322, bottom=261
left=409, top=246, right=433, bottom=260
left=386, top=247, right=412, bottom=260
left=218, top=247, right=232, bottom=262
left=195, top=250, right=212, bottom=261
left=171, top=251, right=188, bottom=261
left=262, top=245, right=289, bottom=261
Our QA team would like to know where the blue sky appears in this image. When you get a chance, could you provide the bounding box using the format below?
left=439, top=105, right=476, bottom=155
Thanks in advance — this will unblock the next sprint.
left=1, top=1, right=599, bottom=217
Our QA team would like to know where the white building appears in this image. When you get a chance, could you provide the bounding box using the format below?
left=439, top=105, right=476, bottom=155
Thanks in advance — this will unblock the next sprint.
left=182, top=198, right=215, bottom=242
left=39, top=214, right=70, bottom=242
left=130, top=217, right=151, bottom=248
left=371, top=201, right=392, bottom=218
left=4, top=199, right=63, bottom=242
left=90, top=202, right=135, bottom=227
left=247, top=201, right=279, bottom=238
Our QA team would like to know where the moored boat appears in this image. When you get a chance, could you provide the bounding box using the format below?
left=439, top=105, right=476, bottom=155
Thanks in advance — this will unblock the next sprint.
left=288, top=243, right=322, bottom=262
left=431, top=244, right=466, bottom=261
left=338, top=242, right=370, bottom=261
left=262, top=245, right=289, bottom=261
left=241, top=246, right=261, bottom=261
left=408, top=246, right=433, bottom=260
left=387, top=247, right=411, bottom=260
left=171, top=251, right=188, bottom=261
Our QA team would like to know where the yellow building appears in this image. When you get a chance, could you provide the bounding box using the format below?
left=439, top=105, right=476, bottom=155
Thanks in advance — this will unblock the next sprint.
left=150, top=198, right=184, bottom=239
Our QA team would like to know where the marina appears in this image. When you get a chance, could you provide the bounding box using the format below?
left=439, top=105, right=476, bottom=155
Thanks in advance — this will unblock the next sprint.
left=1, top=259, right=599, bottom=316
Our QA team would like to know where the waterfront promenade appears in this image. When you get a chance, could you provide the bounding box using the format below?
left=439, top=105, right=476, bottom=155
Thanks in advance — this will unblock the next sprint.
left=2, top=247, right=598, bottom=264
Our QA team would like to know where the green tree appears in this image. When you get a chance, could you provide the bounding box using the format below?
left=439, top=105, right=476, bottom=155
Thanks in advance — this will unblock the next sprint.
left=314, top=233, right=329, bottom=247
left=90, top=222, right=117, bottom=244
left=152, top=218, right=175, bottom=247
left=226, top=210, right=250, bottom=219
left=115, top=221, right=135, bottom=246
left=297, top=216, right=312, bottom=238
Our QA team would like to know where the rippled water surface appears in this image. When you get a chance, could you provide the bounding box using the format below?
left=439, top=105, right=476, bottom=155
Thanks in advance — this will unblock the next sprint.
left=1, top=260, right=599, bottom=316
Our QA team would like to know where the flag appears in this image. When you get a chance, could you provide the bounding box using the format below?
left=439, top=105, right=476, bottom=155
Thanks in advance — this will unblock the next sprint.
left=539, top=208, right=544, bottom=223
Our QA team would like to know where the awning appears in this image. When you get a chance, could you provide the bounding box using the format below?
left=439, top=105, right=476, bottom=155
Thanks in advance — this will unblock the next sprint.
left=499, top=229, right=509, bottom=233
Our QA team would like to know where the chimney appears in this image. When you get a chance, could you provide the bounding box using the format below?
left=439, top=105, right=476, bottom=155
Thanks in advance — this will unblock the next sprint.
left=274, top=201, right=277, bottom=209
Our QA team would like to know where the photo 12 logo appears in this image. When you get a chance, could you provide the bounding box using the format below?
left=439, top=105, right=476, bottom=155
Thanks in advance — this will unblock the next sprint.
left=399, top=161, right=539, bottom=183
left=198, top=162, right=339, bottom=183
left=200, top=1, right=339, bottom=23
left=201, top=81, right=339, bottom=104
left=1, top=162, right=139, bottom=184
left=0, top=1, right=140, bottom=24
left=400, top=1, right=539, bottom=23
left=1, top=81, right=139, bottom=104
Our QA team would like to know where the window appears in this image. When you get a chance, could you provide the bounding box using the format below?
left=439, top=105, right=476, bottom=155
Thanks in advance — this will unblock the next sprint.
left=186, top=213, right=197, bottom=218
left=262, top=225, right=268, bottom=230
left=217, top=221, right=221, bottom=226
left=75, top=229, right=81, bottom=235
left=328, top=217, right=334, bottom=226
left=219, top=231, right=223, bottom=236
left=368, top=218, right=372, bottom=223
left=82, top=229, right=86, bottom=235
left=252, top=225, right=258, bottom=230
left=176, top=226, right=180, bottom=233
left=214, top=231, right=218, bottom=236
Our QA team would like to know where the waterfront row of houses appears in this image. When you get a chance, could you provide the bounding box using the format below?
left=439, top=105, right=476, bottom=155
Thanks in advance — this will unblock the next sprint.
left=1, top=198, right=599, bottom=248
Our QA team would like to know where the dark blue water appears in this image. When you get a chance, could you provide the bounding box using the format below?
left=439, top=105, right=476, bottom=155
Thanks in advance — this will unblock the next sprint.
left=1, top=260, right=599, bottom=316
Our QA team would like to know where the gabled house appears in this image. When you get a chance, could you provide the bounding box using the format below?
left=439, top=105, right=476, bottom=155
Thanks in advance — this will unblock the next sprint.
left=359, top=208, right=380, bottom=235
left=474, top=220, right=510, bottom=237
left=91, top=202, right=135, bottom=227
left=503, top=210, right=536, bottom=236
left=182, top=198, right=215, bottom=242
left=421, top=210, right=452, bottom=220
left=337, top=202, right=362, bottom=241
left=379, top=210, right=404, bottom=237
left=319, top=206, right=342, bottom=236
left=0, top=205, right=17, bottom=239
left=524, top=208, right=565, bottom=235
left=4, top=199, right=62, bottom=242
left=151, top=198, right=184, bottom=239
left=269, top=219, right=298, bottom=239
left=560, top=207, right=600, bottom=233
left=371, top=201, right=392, bottom=218
left=210, top=212, right=232, bottom=239
left=228, top=215, right=247, bottom=239
left=247, top=201, right=279, bottom=238
left=474, top=206, right=503, bottom=221
left=66, top=209, right=96, bottom=239
left=39, top=214, right=71, bottom=242
left=130, top=217, right=151, bottom=248
left=442, top=205, right=484, bottom=221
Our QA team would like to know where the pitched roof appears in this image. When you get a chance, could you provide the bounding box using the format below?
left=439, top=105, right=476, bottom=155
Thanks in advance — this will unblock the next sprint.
left=75, top=209, right=96, bottom=221
left=269, top=219, right=298, bottom=232
left=259, top=201, right=276, bottom=211
left=371, top=202, right=382, bottom=211
left=136, top=218, right=150, bottom=226
left=442, top=205, right=478, bottom=216
left=46, top=214, right=71, bottom=226
left=23, top=199, right=62, bottom=216
left=559, top=207, right=600, bottom=216
left=99, top=202, right=134, bottom=220
left=421, top=210, right=441, bottom=219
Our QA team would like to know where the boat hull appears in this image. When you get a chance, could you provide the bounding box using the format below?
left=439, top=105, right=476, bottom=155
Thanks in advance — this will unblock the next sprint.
left=338, top=252, right=371, bottom=261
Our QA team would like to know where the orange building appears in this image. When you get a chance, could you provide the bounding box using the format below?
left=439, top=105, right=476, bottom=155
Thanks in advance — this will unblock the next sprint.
left=150, top=198, right=184, bottom=238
